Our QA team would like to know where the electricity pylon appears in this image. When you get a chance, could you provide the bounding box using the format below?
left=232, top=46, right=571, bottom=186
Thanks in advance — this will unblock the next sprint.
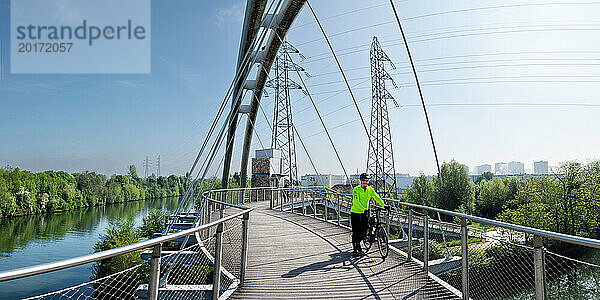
left=265, top=41, right=306, bottom=186
left=143, top=156, right=152, bottom=179
left=156, top=155, right=161, bottom=177
left=367, top=36, right=399, bottom=196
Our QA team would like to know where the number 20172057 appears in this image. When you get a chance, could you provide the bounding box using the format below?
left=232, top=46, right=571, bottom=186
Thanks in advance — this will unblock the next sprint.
left=18, top=43, right=73, bottom=53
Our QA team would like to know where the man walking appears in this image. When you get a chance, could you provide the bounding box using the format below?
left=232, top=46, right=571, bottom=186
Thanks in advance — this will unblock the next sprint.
left=351, top=173, right=386, bottom=257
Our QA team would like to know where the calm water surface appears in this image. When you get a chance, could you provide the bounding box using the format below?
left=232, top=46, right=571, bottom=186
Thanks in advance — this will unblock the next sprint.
left=0, top=197, right=182, bottom=299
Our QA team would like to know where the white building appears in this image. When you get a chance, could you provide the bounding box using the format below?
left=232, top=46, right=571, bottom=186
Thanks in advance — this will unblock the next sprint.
left=533, top=161, right=549, bottom=174
left=495, top=162, right=507, bottom=175
left=460, top=164, right=470, bottom=174
left=474, top=164, right=492, bottom=175
left=300, top=174, right=346, bottom=187
left=507, top=161, right=525, bottom=175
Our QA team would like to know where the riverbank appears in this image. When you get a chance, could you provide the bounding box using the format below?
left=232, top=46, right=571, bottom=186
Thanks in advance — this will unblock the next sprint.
left=0, top=166, right=188, bottom=218
left=0, top=196, right=183, bottom=299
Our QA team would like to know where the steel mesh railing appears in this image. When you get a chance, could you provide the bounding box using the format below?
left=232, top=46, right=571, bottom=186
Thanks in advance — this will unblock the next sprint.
left=30, top=185, right=596, bottom=300
left=256, top=186, right=600, bottom=300
left=0, top=198, right=253, bottom=300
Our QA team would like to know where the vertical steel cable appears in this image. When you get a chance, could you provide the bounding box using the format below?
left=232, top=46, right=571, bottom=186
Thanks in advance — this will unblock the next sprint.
left=306, top=1, right=370, bottom=139
left=388, top=0, right=442, bottom=182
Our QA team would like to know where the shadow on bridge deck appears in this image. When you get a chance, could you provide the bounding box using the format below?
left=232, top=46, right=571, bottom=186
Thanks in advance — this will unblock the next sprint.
left=231, top=201, right=460, bottom=299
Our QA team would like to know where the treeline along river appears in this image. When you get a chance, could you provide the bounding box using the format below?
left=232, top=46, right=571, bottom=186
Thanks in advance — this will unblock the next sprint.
left=0, top=196, right=182, bottom=299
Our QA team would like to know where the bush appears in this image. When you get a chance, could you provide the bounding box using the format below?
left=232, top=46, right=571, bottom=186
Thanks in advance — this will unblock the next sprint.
left=412, top=240, right=448, bottom=261
left=91, top=218, right=142, bottom=280
left=139, top=209, right=169, bottom=238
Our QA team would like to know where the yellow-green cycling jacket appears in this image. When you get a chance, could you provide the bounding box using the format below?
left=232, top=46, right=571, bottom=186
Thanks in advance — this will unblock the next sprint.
left=351, top=185, right=386, bottom=213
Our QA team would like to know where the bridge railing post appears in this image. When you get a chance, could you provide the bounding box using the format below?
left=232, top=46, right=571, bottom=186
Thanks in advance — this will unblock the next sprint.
left=302, top=190, right=306, bottom=216
left=289, top=190, right=296, bottom=213
left=219, top=201, right=224, bottom=219
left=324, top=193, right=328, bottom=222
left=423, top=214, right=429, bottom=272
left=240, top=212, right=250, bottom=284
left=337, top=194, right=341, bottom=226
left=212, top=223, right=224, bottom=299
left=408, top=209, right=413, bottom=261
left=313, top=191, right=316, bottom=219
left=148, top=243, right=161, bottom=300
left=460, top=218, right=469, bottom=300
left=386, top=206, right=390, bottom=240
left=279, top=189, right=283, bottom=211
left=533, top=235, right=546, bottom=300
left=269, top=189, right=273, bottom=209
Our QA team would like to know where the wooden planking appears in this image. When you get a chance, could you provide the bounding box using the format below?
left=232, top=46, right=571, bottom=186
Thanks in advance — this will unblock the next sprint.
left=231, top=202, right=460, bottom=299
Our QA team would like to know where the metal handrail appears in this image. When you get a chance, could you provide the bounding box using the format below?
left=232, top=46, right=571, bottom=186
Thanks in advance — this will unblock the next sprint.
left=269, top=187, right=600, bottom=249
left=380, top=197, right=600, bottom=249
left=0, top=201, right=253, bottom=283
left=269, top=186, right=600, bottom=300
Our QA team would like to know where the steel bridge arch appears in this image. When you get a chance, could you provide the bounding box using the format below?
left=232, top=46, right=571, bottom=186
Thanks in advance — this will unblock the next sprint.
left=222, top=0, right=307, bottom=188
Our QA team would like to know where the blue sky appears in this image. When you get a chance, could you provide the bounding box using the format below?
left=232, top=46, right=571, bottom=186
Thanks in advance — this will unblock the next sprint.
left=1, top=0, right=600, bottom=177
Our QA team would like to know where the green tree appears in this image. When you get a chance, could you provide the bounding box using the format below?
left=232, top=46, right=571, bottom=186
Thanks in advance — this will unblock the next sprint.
left=91, top=218, right=142, bottom=280
left=128, top=165, right=139, bottom=180
left=433, top=160, right=475, bottom=213
left=139, top=209, right=169, bottom=238
left=475, top=171, right=494, bottom=184
left=403, top=174, right=434, bottom=206
left=476, top=177, right=507, bottom=218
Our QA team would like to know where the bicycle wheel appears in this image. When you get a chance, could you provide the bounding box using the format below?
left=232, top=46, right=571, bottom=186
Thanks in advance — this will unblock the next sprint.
left=377, top=226, right=389, bottom=259
left=361, top=227, right=372, bottom=252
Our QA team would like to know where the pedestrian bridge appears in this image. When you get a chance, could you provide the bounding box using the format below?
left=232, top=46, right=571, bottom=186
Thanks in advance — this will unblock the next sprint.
left=231, top=201, right=458, bottom=299
left=2, top=186, right=599, bottom=300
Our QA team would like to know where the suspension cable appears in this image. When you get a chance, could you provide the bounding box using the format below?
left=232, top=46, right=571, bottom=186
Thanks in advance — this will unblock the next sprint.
left=293, top=124, right=320, bottom=176
left=166, top=0, right=284, bottom=230
left=389, top=0, right=442, bottom=182
left=306, top=1, right=370, bottom=139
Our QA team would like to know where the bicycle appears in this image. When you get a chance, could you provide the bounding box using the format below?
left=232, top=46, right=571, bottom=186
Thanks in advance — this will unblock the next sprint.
left=361, top=206, right=389, bottom=259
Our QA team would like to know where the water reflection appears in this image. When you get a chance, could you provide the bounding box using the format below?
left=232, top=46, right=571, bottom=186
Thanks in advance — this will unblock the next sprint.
left=0, top=197, right=181, bottom=299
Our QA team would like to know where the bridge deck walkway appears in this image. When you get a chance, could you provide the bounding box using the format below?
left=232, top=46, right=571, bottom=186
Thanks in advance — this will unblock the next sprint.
left=231, top=201, right=460, bottom=299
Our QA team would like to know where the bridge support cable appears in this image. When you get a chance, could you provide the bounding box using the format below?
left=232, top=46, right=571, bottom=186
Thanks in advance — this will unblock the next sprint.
left=239, top=0, right=308, bottom=188
left=258, top=100, right=319, bottom=175
left=387, top=0, right=454, bottom=256
left=172, top=0, right=285, bottom=224
left=306, top=1, right=372, bottom=142
left=277, top=34, right=350, bottom=183
left=222, top=0, right=282, bottom=189
left=159, top=98, right=251, bottom=285
left=292, top=124, right=319, bottom=176
left=388, top=0, right=442, bottom=182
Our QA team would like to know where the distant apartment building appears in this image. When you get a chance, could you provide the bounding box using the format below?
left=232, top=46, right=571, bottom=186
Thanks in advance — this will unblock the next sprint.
left=495, top=162, right=507, bottom=175
left=460, top=164, right=469, bottom=174
left=533, top=161, right=549, bottom=174
left=507, top=161, right=525, bottom=175
left=348, top=173, right=412, bottom=188
left=474, top=164, right=492, bottom=175
left=301, top=174, right=346, bottom=187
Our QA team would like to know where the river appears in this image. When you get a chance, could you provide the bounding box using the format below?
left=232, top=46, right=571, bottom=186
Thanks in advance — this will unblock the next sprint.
left=0, top=197, right=182, bottom=299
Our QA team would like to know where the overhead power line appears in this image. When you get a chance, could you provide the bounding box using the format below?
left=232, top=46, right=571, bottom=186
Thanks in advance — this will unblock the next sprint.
left=277, top=28, right=350, bottom=182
